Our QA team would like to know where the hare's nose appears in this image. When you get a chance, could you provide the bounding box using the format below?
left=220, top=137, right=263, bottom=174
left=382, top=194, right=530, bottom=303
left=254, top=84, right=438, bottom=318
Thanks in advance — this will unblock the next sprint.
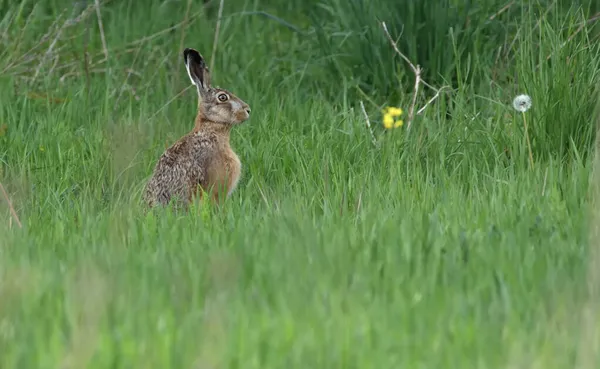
left=245, top=107, right=251, bottom=115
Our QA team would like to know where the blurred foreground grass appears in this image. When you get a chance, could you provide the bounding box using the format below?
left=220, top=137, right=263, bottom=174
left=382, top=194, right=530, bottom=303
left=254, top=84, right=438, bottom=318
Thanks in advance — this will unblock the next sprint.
left=0, top=0, right=600, bottom=367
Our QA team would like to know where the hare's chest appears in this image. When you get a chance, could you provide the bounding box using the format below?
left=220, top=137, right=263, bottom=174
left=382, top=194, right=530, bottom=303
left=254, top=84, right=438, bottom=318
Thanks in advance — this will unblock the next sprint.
left=226, top=152, right=242, bottom=195
left=206, top=149, right=242, bottom=197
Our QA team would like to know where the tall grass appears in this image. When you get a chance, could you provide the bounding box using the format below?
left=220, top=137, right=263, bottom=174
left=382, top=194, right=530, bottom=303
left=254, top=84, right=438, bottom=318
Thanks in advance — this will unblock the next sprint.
left=0, top=0, right=599, bottom=367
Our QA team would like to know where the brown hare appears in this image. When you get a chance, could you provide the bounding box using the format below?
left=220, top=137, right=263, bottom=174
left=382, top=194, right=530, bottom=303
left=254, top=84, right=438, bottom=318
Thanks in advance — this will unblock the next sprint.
left=143, top=48, right=251, bottom=209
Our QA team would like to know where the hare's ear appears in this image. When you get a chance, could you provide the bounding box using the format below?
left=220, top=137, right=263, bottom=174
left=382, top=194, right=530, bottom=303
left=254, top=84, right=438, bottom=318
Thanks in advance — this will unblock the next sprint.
left=183, top=48, right=211, bottom=92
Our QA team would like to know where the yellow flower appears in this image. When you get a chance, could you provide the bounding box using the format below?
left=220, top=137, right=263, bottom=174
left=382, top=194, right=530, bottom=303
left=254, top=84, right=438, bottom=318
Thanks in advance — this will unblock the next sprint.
left=382, top=106, right=404, bottom=129
left=383, top=114, right=394, bottom=129
left=39, top=145, right=45, bottom=152
left=384, top=107, right=403, bottom=117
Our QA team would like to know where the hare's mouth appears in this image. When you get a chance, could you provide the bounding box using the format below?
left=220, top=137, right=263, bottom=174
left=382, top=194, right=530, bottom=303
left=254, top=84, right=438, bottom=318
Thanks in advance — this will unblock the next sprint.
left=235, top=109, right=250, bottom=122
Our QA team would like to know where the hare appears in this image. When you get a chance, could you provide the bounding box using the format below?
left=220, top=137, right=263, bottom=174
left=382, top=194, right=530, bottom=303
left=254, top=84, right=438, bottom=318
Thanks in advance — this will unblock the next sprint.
left=142, top=48, right=251, bottom=209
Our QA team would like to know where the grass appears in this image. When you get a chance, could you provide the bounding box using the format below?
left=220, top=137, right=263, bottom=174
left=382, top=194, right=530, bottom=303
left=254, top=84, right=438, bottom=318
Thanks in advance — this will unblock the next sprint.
left=1, top=0, right=600, bottom=367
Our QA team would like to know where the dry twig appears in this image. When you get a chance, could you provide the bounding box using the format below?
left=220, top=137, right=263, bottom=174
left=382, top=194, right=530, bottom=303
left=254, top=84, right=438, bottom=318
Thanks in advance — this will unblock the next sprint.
left=380, top=21, right=447, bottom=131
left=359, top=100, right=377, bottom=146
left=416, top=86, right=448, bottom=115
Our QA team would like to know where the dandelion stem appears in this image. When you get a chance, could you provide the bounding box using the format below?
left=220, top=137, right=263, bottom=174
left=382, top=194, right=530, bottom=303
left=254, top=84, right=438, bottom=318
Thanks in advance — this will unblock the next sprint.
left=522, top=112, right=534, bottom=169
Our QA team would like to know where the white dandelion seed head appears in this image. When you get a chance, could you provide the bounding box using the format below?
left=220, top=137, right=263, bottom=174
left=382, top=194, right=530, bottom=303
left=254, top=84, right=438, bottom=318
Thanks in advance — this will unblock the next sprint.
left=512, top=94, right=532, bottom=113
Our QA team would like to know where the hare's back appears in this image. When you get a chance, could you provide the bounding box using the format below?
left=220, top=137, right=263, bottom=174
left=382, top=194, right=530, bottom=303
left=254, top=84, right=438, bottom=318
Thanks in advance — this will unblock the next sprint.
left=144, top=138, right=200, bottom=206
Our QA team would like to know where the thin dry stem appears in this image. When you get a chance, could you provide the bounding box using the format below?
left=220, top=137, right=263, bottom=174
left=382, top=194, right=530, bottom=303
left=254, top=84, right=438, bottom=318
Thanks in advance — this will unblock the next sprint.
left=421, top=79, right=439, bottom=91
left=1, top=7, right=64, bottom=74
left=0, top=183, right=22, bottom=229
left=31, top=13, right=67, bottom=82
left=112, top=45, right=143, bottom=113
left=209, top=0, right=226, bottom=72
left=94, top=0, right=109, bottom=61
left=359, top=100, right=377, bottom=146
left=381, top=22, right=418, bottom=75
left=2, top=3, right=97, bottom=79
left=4, top=5, right=202, bottom=82
left=147, top=85, right=194, bottom=122
left=123, top=11, right=203, bottom=48
left=407, top=68, right=421, bottom=129
left=58, top=68, right=112, bottom=82
left=416, top=86, right=448, bottom=115
left=177, top=0, right=194, bottom=86
left=489, top=0, right=515, bottom=20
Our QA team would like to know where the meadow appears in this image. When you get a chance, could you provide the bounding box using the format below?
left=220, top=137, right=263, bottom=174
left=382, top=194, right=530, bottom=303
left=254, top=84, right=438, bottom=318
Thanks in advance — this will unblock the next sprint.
left=1, top=0, right=600, bottom=367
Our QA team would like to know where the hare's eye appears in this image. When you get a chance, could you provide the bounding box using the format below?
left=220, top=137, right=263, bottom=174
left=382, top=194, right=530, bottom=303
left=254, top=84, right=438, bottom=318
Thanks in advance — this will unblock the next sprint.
left=217, top=93, right=229, bottom=102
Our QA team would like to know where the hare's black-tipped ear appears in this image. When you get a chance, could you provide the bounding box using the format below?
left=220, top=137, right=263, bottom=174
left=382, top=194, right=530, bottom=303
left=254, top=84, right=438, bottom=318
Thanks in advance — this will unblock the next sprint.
left=183, top=48, right=210, bottom=91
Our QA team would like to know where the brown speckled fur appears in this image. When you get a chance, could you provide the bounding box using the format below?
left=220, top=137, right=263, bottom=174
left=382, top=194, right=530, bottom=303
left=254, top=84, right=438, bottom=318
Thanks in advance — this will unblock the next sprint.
left=143, top=48, right=250, bottom=209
